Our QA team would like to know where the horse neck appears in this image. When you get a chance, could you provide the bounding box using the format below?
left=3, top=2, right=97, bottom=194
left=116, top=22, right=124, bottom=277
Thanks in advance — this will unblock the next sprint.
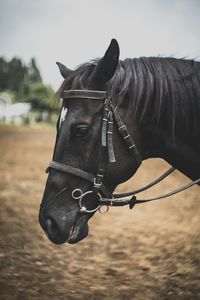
left=121, top=57, right=200, bottom=181
left=112, top=57, right=200, bottom=180
left=139, top=114, right=200, bottom=182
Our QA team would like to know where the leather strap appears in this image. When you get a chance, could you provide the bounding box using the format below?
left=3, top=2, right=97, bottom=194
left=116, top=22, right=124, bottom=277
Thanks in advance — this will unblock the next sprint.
left=101, top=99, right=110, bottom=147
left=61, top=90, right=106, bottom=100
left=112, top=105, right=142, bottom=166
left=107, top=111, right=116, bottom=163
left=108, top=177, right=200, bottom=206
left=113, top=167, right=175, bottom=198
left=47, top=161, right=94, bottom=182
left=47, top=161, right=111, bottom=198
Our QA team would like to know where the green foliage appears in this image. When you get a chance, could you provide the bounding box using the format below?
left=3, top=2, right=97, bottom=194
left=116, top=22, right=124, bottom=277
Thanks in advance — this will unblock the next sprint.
left=27, top=58, right=42, bottom=83
left=0, top=90, right=17, bottom=103
left=0, top=56, right=57, bottom=113
left=22, top=81, right=55, bottom=111
left=0, top=57, right=27, bottom=94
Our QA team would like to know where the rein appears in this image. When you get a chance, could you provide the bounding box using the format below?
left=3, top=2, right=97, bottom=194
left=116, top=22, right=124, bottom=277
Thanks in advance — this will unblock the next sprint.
left=46, top=89, right=200, bottom=213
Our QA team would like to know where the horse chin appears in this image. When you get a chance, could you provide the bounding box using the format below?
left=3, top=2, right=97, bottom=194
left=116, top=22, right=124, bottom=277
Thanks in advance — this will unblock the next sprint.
left=42, top=209, right=90, bottom=245
left=67, top=217, right=89, bottom=244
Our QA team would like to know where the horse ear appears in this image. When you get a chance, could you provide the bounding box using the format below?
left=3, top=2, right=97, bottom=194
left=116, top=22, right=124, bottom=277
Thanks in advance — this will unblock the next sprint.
left=56, top=62, right=72, bottom=79
left=92, top=39, right=120, bottom=85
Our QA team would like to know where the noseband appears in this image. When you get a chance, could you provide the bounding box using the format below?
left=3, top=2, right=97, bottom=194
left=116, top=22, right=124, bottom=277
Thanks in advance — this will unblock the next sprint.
left=46, top=89, right=200, bottom=213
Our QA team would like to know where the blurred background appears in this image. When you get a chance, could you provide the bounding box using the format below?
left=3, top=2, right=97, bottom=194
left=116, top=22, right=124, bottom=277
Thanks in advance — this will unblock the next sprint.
left=0, top=1, right=200, bottom=299
left=0, top=0, right=200, bottom=125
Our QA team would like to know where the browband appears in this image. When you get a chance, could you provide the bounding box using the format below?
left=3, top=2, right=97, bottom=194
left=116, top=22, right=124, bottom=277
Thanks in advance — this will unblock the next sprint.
left=61, top=90, right=107, bottom=100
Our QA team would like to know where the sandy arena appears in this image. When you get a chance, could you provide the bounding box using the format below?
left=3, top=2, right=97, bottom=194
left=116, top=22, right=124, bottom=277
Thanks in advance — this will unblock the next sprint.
left=0, top=125, right=199, bottom=300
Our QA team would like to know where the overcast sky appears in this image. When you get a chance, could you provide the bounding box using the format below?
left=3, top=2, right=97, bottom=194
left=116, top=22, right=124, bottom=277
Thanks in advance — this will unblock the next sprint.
left=0, top=0, right=200, bottom=89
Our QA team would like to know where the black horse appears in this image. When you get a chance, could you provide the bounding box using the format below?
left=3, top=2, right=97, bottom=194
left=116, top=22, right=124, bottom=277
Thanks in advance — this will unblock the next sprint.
left=39, top=39, right=200, bottom=244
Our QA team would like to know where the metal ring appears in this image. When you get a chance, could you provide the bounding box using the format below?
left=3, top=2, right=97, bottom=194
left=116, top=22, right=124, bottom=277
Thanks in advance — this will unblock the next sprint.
left=72, top=189, right=83, bottom=200
left=79, top=191, right=101, bottom=213
left=98, top=205, right=109, bottom=214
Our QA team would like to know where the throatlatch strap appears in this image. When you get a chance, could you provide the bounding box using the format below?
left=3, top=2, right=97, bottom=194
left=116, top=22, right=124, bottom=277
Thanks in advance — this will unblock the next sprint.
left=101, top=99, right=116, bottom=163
left=112, top=106, right=142, bottom=166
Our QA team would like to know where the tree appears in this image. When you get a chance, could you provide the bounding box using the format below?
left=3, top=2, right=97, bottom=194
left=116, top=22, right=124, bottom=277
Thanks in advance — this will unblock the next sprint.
left=0, top=56, right=57, bottom=120
left=0, top=57, right=27, bottom=95
left=23, top=81, right=55, bottom=111
left=0, top=57, right=9, bottom=91
left=27, top=58, right=42, bottom=83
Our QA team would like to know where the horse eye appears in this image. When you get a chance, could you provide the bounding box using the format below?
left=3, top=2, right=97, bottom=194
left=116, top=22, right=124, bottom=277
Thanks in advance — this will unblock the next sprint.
left=73, top=125, right=90, bottom=138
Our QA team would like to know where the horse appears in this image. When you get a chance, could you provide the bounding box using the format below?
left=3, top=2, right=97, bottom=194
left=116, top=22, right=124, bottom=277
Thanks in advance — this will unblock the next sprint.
left=39, top=39, right=200, bottom=244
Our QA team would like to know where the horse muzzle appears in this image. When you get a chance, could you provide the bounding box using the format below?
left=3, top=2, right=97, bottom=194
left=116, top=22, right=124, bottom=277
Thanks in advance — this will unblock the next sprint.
left=39, top=203, right=90, bottom=244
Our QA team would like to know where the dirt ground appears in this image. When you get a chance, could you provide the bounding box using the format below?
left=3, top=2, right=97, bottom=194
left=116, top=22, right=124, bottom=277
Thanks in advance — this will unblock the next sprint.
left=0, top=125, right=199, bottom=300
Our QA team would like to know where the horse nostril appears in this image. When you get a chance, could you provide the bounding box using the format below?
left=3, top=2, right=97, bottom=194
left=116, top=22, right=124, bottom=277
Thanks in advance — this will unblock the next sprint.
left=45, top=217, right=59, bottom=239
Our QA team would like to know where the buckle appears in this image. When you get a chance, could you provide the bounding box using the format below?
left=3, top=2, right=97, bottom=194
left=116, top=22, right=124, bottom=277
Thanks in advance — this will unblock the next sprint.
left=93, top=175, right=103, bottom=188
left=119, top=124, right=127, bottom=131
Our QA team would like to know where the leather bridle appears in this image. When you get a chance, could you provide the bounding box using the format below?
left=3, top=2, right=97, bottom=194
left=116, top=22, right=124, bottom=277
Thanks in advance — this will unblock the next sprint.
left=46, top=89, right=200, bottom=214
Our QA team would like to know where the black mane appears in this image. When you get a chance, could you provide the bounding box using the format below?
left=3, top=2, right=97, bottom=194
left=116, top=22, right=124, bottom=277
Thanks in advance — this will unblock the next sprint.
left=60, top=56, right=200, bottom=141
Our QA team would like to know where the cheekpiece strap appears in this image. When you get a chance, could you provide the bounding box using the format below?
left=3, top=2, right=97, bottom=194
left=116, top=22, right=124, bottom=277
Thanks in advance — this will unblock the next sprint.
left=107, top=111, right=116, bottom=163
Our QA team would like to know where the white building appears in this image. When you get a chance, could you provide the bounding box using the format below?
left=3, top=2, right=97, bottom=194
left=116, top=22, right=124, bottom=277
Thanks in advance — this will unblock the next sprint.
left=0, top=93, right=31, bottom=124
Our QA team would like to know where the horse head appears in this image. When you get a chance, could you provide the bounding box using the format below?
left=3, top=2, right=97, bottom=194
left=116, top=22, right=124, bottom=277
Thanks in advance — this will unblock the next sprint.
left=39, top=39, right=142, bottom=244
